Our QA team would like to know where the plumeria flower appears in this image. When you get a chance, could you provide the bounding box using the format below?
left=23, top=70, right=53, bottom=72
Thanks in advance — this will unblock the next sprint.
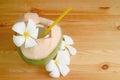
left=45, top=50, right=70, bottom=78
left=60, top=35, right=77, bottom=55
left=12, top=19, right=39, bottom=48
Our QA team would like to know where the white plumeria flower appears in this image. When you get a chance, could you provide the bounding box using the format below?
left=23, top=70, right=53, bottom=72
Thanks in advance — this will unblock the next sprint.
left=12, top=19, right=39, bottom=48
left=60, top=35, right=77, bottom=55
left=45, top=50, right=70, bottom=78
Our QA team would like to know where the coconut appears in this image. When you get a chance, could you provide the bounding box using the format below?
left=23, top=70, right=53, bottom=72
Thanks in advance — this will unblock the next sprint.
left=16, top=13, right=62, bottom=65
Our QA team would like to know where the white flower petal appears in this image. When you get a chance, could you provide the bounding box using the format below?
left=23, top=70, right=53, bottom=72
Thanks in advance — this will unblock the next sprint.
left=25, top=37, right=36, bottom=48
left=66, top=45, right=77, bottom=55
left=13, top=35, right=25, bottom=47
left=45, top=60, right=56, bottom=72
left=27, top=19, right=38, bottom=39
left=58, top=64, right=70, bottom=77
left=30, top=28, right=39, bottom=39
left=12, top=22, right=26, bottom=35
left=45, top=60, right=60, bottom=78
left=63, top=35, right=74, bottom=45
left=27, top=19, right=36, bottom=29
left=49, top=69, right=60, bottom=78
left=64, top=50, right=70, bottom=65
left=60, top=41, right=66, bottom=50
left=56, top=50, right=70, bottom=65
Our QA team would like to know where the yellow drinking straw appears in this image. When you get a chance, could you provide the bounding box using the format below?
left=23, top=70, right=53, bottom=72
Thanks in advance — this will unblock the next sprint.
left=39, top=7, right=72, bottom=38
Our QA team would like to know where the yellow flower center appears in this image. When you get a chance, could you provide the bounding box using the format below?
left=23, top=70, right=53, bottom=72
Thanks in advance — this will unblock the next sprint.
left=54, top=60, right=59, bottom=65
left=23, top=31, right=29, bottom=38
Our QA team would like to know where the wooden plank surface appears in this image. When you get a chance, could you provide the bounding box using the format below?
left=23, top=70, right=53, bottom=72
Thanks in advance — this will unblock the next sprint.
left=1, top=0, right=120, bottom=80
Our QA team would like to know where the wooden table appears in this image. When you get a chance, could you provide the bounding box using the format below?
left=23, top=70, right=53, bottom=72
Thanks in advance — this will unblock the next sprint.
left=1, top=0, right=120, bottom=80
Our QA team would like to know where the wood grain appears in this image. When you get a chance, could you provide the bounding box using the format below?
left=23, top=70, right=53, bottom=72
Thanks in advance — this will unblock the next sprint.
left=1, top=0, right=120, bottom=80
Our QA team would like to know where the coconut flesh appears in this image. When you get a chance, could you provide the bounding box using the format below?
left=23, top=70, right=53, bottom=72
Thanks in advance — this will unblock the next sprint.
left=17, top=13, right=62, bottom=65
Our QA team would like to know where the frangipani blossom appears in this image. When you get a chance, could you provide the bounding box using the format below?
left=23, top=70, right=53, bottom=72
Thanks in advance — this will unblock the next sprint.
left=45, top=50, right=70, bottom=78
left=12, top=19, right=39, bottom=48
left=60, top=35, right=77, bottom=55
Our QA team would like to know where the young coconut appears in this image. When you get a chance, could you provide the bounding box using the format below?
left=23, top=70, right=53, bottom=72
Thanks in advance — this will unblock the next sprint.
left=13, top=13, right=62, bottom=65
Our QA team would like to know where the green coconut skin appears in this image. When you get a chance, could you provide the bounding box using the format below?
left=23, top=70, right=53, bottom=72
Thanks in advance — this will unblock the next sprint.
left=16, top=38, right=62, bottom=66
